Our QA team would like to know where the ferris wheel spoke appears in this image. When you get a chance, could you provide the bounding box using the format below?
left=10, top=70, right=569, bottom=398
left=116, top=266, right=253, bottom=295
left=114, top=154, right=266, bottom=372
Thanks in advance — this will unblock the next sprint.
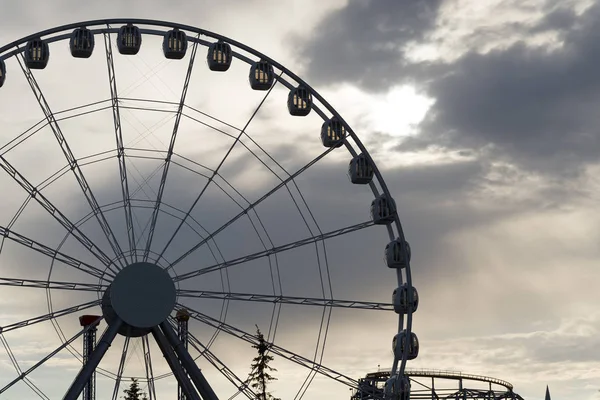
left=104, top=30, right=136, bottom=264
left=111, top=334, right=131, bottom=400
left=0, top=224, right=113, bottom=281
left=142, top=35, right=201, bottom=263
left=166, top=144, right=339, bottom=273
left=142, top=333, right=157, bottom=400
left=0, top=316, right=102, bottom=396
left=174, top=220, right=373, bottom=283
left=180, top=303, right=366, bottom=393
left=169, top=318, right=257, bottom=400
left=15, top=54, right=127, bottom=269
left=177, top=289, right=393, bottom=311
left=0, top=334, right=50, bottom=399
left=157, top=70, right=283, bottom=264
left=0, top=154, right=120, bottom=277
left=0, top=299, right=101, bottom=335
left=0, top=276, right=107, bottom=292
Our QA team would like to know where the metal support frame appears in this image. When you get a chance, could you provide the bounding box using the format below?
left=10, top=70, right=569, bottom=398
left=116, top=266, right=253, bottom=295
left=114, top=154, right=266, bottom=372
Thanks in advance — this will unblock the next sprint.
left=151, top=326, right=202, bottom=400
left=142, top=334, right=157, bottom=400
left=143, top=35, right=200, bottom=262
left=177, top=310, right=190, bottom=400
left=161, top=321, right=219, bottom=400
left=16, top=53, right=126, bottom=269
left=104, top=29, right=136, bottom=264
left=79, top=315, right=101, bottom=400
left=64, top=317, right=122, bottom=400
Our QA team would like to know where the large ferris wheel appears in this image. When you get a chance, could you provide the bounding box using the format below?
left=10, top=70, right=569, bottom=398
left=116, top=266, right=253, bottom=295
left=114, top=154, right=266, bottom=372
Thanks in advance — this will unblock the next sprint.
left=0, top=19, right=418, bottom=400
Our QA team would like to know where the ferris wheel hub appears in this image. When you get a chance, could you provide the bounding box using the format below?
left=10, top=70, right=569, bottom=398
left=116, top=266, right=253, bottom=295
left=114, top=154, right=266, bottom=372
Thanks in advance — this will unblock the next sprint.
left=108, top=262, right=176, bottom=330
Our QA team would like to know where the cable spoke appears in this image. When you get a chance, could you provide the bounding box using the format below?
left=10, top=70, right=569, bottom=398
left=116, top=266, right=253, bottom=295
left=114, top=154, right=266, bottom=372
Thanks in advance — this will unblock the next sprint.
left=167, top=144, right=339, bottom=272
left=142, top=35, right=200, bottom=262
left=104, top=30, right=136, bottom=264
left=157, top=70, right=283, bottom=263
left=0, top=299, right=101, bottom=334
left=111, top=334, right=131, bottom=400
left=16, top=53, right=126, bottom=269
left=142, top=334, right=157, bottom=400
left=180, top=303, right=369, bottom=393
left=0, top=154, right=119, bottom=276
left=174, top=220, right=373, bottom=283
left=0, top=316, right=102, bottom=396
left=177, top=289, right=393, bottom=311
left=168, top=317, right=257, bottom=400
left=0, top=225, right=113, bottom=280
left=0, top=277, right=106, bottom=292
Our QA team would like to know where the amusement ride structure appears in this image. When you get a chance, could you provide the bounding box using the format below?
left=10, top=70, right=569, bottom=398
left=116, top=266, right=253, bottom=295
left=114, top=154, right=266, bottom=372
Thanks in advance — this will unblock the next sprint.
left=0, top=19, right=417, bottom=399
left=352, top=369, right=526, bottom=400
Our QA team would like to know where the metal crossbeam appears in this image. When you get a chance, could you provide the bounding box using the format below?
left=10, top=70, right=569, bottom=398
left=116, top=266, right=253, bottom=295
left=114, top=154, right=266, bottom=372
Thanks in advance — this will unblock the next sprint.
left=182, top=304, right=377, bottom=395
left=174, top=221, right=374, bottom=282
left=175, top=320, right=257, bottom=400
left=0, top=299, right=101, bottom=334
left=142, top=334, right=157, bottom=400
left=0, top=316, right=102, bottom=396
left=157, top=70, right=281, bottom=263
left=0, top=156, right=119, bottom=276
left=167, top=144, right=338, bottom=272
left=143, top=36, right=200, bottom=262
left=0, top=225, right=111, bottom=280
left=151, top=327, right=202, bottom=400
left=160, top=321, right=219, bottom=400
left=177, top=289, right=393, bottom=311
left=64, top=318, right=123, bottom=400
left=104, top=30, right=136, bottom=264
left=0, top=277, right=106, bottom=292
left=111, top=335, right=131, bottom=400
left=16, top=54, right=126, bottom=269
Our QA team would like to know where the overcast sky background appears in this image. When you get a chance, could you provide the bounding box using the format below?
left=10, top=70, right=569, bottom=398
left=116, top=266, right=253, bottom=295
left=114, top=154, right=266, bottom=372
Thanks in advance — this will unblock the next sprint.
left=0, top=1, right=599, bottom=399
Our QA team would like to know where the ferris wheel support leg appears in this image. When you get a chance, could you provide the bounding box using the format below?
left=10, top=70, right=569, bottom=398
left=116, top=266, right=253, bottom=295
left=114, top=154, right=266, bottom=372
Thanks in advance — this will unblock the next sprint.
left=160, top=321, right=219, bottom=400
left=151, top=326, right=202, bottom=400
left=63, top=317, right=123, bottom=400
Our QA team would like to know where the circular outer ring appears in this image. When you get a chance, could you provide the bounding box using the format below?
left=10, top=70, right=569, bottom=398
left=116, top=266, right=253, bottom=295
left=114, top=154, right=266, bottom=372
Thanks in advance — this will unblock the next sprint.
left=0, top=18, right=415, bottom=381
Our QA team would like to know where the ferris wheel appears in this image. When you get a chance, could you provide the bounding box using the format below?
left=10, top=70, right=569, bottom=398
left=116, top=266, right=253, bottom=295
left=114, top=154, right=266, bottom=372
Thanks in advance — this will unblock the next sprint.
left=0, top=19, right=418, bottom=400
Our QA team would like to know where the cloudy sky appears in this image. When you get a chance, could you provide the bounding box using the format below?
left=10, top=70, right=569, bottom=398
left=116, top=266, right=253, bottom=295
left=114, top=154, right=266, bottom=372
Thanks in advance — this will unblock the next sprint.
left=0, top=0, right=599, bottom=399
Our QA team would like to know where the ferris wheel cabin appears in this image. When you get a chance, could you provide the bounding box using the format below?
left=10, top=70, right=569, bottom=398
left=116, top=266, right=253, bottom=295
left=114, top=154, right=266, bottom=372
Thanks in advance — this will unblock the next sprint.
left=117, top=24, right=142, bottom=55
left=385, top=239, right=411, bottom=269
left=288, top=85, right=312, bottom=116
left=371, top=194, right=397, bottom=225
left=0, top=60, right=5, bottom=87
left=163, top=29, right=187, bottom=59
left=384, top=376, right=410, bottom=400
left=207, top=41, right=232, bottom=71
left=321, top=116, right=345, bottom=148
left=393, top=330, right=419, bottom=360
left=249, top=60, right=275, bottom=90
left=70, top=27, right=95, bottom=58
left=25, top=38, right=49, bottom=69
left=348, top=153, right=374, bottom=184
left=393, top=284, right=419, bottom=314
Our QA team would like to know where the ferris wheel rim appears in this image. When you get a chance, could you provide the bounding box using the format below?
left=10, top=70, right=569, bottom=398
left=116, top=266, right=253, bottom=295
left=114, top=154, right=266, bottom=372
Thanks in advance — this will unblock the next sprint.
left=0, top=19, right=415, bottom=399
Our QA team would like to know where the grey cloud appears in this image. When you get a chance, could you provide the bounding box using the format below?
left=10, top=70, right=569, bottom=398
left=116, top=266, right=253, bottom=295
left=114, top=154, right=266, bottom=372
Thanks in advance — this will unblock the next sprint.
left=292, top=0, right=444, bottom=92
left=400, top=1, right=600, bottom=175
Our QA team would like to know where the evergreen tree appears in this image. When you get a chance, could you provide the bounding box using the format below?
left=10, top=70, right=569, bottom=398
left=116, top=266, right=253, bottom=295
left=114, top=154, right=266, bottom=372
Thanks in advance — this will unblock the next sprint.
left=247, top=325, right=280, bottom=400
left=122, top=378, right=149, bottom=400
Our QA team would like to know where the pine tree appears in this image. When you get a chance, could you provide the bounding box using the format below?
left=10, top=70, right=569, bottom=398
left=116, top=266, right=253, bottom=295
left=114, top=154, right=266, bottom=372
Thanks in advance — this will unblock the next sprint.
left=122, top=378, right=149, bottom=400
left=247, top=325, right=280, bottom=400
